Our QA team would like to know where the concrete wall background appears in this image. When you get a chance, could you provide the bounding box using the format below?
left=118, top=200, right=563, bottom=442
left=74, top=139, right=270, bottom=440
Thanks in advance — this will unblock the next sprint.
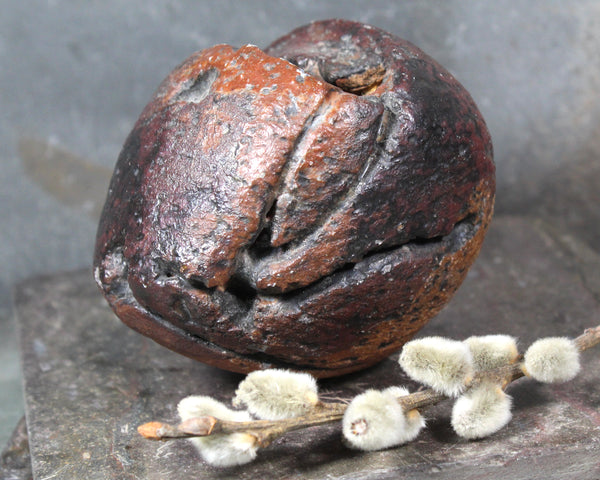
left=2, top=0, right=600, bottom=446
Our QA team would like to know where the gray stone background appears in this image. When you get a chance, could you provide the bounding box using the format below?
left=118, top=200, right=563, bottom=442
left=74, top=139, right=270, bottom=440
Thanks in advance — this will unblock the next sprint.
left=1, top=0, right=599, bottom=449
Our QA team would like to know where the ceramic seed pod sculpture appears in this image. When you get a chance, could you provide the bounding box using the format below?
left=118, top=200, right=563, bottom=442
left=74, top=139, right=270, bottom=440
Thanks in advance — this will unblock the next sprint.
left=94, top=19, right=495, bottom=378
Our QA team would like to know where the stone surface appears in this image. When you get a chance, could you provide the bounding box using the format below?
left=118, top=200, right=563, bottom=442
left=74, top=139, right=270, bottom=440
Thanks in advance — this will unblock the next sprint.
left=15, top=215, right=600, bottom=479
left=0, top=416, right=32, bottom=480
left=524, top=152, right=600, bottom=258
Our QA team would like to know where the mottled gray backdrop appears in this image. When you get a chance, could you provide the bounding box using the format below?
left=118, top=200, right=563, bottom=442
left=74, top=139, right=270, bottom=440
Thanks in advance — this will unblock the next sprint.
left=2, top=0, right=600, bottom=446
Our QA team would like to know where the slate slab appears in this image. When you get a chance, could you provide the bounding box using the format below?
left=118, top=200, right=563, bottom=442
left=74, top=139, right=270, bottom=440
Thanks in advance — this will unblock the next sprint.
left=15, top=215, right=600, bottom=479
left=0, top=417, right=32, bottom=480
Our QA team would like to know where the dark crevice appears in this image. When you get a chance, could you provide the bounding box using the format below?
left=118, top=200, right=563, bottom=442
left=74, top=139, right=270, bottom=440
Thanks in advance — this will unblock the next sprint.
left=175, top=68, right=219, bottom=104
left=365, top=213, right=476, bottom=258
left=153, top=258, right=180, bottom=280
left=114, top=260, right=354, bottom=375
left=186, top=274, right=211, bottom=291
left=283, top=53, right=386, bottom=96
left=247, top=96, right=386, bottom=260
left=225, top=275, right=258, bottom=310
left=260, top=214, right=479, bottom=303
left=407, top=232, right=446, bottom=246
left=151, top=214, right=477, bottom=313
left=251, top=200, right=277, bottom=255
left=246, top=92, right=336, bottom=258
left=170, top=269, right=257, bottom=312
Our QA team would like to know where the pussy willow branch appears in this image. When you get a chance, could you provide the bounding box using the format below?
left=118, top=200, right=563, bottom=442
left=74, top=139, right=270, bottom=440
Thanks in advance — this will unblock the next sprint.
left=139, top=325, right=600, bottom=444
left=139, top=402, right=346, bottom=447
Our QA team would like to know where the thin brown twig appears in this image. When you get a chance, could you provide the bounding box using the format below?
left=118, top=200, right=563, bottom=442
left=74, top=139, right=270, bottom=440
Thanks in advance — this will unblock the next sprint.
left=138, top=403, right=346, bottom=446
left=138, top=325, right=600, bottom=444
left=574, top=325, right=600, bottom=351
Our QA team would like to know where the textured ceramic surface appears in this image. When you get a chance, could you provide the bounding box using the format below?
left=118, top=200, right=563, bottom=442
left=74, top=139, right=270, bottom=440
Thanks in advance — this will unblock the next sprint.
left=94, top=20, right=494, bottom=377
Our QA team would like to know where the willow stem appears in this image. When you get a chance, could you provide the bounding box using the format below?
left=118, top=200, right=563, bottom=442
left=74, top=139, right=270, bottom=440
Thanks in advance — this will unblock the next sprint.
left=138, top=324, right=600, bottom=443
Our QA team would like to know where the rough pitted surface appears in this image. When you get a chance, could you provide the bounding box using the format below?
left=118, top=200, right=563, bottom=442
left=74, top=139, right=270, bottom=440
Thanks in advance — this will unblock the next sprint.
left=94, top=19, right=495, bottom=377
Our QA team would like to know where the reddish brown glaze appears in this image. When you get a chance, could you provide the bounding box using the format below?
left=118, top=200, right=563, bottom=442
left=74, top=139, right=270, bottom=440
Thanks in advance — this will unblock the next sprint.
left=94, top=19, right=495, bottom=377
